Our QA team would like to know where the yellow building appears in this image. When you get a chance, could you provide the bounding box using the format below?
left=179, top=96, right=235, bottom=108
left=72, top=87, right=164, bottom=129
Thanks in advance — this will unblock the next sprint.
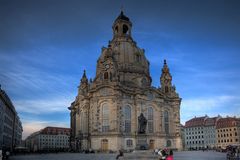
left=216, top=117, right=240, bottom=149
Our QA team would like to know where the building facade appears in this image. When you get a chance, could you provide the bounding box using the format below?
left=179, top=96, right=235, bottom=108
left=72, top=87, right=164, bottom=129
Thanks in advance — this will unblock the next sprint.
left=0, top=85, right=23, bottom=151
left=180, top=124, right=185, bottom=150
left=184, top=116, right=207, bottom=150
left=204, top=116, right=221, bottom=148
left=68, top=11, right=182, bottom=151
left=183, top=115, right=240, bottom=150
left=25, top=127, right=70, bottom=152
left=216, top=117, right=240, bottom=149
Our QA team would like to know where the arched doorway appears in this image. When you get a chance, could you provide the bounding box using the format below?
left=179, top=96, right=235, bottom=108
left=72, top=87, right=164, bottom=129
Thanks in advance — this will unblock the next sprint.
left=101, top=139, right=108, bottom=152
left=149, top=140, right=155, bottom=149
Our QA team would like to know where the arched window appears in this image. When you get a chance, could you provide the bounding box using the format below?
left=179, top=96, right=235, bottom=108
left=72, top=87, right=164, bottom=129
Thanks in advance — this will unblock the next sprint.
left=110, top=72, right=112, bottom=81
left=148, top=107, right=153, bottom=133
left=102, top=104, right=109, bottom=132
left=165, top=86, right=169, bottom=93
left=104, top=72, right=108, bottom=80
left=123, top=24, right=128, bottom=34
left=83, top=111, right=87, bottom=132
left=123, top=105, right=131, bottom=133
left=80, top=111, right=84, bottom=131
left=164, top=111, right=169, bottom=134
left=136, top=54, right=141, bottom=62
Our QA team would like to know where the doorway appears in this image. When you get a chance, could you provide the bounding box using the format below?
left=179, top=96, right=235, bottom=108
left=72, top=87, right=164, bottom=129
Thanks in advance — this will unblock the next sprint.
left=101, top=139, right=108, bottom=152
left=149, top=139, right=155, bottom=149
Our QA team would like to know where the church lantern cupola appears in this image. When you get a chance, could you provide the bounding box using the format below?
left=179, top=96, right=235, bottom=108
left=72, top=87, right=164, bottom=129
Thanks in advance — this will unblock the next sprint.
left=112, top=11, right=132, bottom=38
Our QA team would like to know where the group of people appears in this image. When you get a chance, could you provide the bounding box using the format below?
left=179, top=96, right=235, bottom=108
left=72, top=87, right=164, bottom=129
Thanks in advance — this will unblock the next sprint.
left=226, top=145, right=239, bottom=160
left=116, top=148, right=173, bottom=160
left=155, top=148, right=174, bottom=160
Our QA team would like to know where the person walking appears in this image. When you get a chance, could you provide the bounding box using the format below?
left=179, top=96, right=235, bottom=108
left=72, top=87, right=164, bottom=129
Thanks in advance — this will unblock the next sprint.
left=116, top=149, right=124, bottom=160
left=158, top=149, right=167, bottom=160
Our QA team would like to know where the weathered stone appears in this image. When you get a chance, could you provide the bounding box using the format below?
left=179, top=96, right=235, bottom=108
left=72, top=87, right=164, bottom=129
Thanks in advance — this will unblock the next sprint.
left=68, top=11, right=182, bottom=151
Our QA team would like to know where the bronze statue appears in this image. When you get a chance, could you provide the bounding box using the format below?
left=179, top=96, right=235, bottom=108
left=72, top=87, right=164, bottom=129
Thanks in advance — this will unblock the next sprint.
left=138, top=113, right=147, bottom=134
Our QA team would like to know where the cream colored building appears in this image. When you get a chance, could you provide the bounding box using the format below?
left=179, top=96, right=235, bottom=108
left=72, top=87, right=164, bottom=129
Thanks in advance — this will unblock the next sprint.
left=216, top=117, right=240, bottom=149
left=25, top=127, right=70, bottom=152
left=68, top=11, right=182, bottom=151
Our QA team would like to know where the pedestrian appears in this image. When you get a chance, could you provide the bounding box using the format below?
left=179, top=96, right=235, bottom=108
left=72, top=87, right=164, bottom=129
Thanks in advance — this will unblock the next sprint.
left=5, top=150, right=10, bottom=160
left=116, top=149, right=124, bottom=160
left=0, top=149, right=2, bottom=160
left=159, top=149, right=167, bottom=160
left=166, top=150, right=173, bottom=160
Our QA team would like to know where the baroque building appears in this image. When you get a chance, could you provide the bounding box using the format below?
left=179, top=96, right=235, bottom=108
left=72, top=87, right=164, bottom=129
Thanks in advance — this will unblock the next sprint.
left=184, top=115, right=222, bottom=150
left=68, top=11, right=182, bottom=151
left=184, top=116, right=207, bottom=150
left=216, top=117, right=240, bottom=149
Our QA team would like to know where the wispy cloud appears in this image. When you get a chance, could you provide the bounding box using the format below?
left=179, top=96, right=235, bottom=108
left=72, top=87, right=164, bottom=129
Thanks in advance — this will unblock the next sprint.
left=0, top=53, right=79, bottom=98
left=182, top=95, right=236, bottom=110
left=15, top=96, right=74, bottom=114
left=181, top=95, right=240, bottom=124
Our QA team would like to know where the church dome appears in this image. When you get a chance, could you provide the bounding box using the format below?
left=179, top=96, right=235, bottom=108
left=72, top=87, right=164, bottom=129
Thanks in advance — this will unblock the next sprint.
left=94, top=12, right=152, bottom=87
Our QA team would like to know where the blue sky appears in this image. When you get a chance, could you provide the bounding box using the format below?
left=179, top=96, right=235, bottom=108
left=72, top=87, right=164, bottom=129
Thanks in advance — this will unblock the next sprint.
left=0, top=0, right=240, bottom=139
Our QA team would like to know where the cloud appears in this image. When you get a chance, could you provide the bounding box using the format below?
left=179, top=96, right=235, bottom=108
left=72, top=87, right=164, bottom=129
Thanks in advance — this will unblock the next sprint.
left=182, top=95, right=235, bottom=110
left=0, top=53, right=79, bottom=99
left=14, top=96, right=74, bottom=114
left=0, top=63, right=73, bottom=90
left=181, top=95, right=240, bottom=124
left=22, top=120, right=69, bottom=139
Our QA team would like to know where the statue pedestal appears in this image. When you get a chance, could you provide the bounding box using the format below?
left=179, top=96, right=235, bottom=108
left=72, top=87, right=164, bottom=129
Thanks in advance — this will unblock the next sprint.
left=136, top=134, right=148, bottom=150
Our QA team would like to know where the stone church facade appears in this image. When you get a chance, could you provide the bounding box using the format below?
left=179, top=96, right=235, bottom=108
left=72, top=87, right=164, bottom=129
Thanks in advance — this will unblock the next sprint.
left=68, top=11, right=182, bottom=151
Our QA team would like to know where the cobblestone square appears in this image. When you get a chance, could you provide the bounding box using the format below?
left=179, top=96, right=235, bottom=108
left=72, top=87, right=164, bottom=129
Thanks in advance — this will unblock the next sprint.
left=10, top=151, right=226, bottom=160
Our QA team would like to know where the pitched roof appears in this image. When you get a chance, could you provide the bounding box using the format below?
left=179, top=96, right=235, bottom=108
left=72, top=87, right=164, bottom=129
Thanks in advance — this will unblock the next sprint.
left=216, top=117, right=240, bottom=129
left=185, top=116, right=208, bottom=127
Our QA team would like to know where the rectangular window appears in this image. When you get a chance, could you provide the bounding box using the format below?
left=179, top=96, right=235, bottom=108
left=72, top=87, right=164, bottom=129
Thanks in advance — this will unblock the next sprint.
left=165, top=124, right=169, bottom=134
left=126, top=139, right=133, bottom=147
left=125, top=120, right=131, bottom=133
left=148, top=121, right=153, bottom=133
